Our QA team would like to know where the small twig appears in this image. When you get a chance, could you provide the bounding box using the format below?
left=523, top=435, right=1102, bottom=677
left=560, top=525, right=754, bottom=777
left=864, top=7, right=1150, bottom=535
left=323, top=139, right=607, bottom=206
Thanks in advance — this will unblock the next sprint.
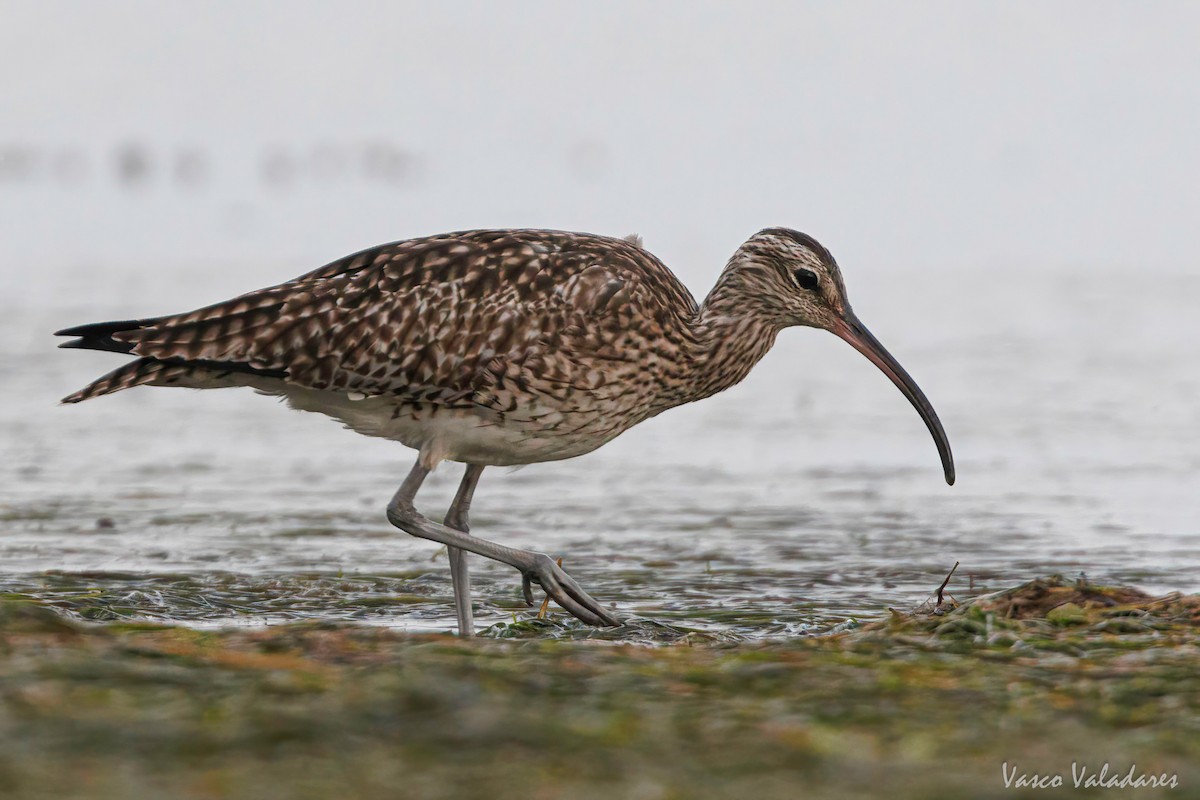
left=936, top=561, right=960, bottom=608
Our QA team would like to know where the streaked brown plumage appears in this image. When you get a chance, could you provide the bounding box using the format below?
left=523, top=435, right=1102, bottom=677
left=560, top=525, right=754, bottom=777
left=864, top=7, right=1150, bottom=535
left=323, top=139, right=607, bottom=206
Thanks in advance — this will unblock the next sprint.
left=58, top=227, right=954, bottom=634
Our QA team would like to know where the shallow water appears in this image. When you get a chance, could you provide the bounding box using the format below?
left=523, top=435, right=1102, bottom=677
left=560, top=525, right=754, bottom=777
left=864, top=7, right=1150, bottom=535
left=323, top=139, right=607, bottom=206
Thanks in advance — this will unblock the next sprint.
left=2, top=264, right=1198, bottom=639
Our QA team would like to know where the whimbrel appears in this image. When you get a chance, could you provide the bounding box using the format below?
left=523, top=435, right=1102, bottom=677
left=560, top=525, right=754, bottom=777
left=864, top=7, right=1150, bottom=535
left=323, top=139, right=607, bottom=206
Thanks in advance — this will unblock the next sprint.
left=57, top=228, right=954, bottom=634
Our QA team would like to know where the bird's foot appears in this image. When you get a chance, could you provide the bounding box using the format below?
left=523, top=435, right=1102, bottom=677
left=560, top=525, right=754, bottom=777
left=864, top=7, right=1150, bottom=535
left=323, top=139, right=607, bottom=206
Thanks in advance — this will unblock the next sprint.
left=535, top=558, right=559, bottom=620
left=519, top=552, right=620, bottom=627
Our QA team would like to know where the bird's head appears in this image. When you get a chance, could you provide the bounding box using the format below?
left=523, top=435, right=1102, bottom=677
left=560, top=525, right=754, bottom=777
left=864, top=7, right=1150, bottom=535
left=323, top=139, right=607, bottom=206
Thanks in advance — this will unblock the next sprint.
left=726, top=227, right=955, bottom=485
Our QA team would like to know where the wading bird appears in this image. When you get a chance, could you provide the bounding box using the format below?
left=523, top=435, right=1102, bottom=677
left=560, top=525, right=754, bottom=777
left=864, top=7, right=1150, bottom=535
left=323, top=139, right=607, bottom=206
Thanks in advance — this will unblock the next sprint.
left=58, top=228, right=954, bottom=635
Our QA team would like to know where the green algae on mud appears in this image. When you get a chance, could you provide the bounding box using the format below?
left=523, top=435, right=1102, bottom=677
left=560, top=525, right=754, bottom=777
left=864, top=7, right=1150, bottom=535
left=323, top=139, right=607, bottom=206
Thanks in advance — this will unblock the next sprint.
left=0, top=569, right=835, bottom=640
left=0, top=576, right=1197, bottom=800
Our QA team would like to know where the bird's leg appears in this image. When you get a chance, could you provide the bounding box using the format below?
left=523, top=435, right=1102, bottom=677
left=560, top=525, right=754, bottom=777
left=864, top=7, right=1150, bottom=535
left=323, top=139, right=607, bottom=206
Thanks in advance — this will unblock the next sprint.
left=443, top=464, right=484, bottom=637
left=387, top=461, right=620, bottom=627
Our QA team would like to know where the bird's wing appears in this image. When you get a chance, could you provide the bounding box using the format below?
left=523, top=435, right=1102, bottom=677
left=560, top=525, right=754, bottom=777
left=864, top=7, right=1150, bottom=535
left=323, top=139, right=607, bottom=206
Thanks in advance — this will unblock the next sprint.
left=111, top=230, right=696, bottom=409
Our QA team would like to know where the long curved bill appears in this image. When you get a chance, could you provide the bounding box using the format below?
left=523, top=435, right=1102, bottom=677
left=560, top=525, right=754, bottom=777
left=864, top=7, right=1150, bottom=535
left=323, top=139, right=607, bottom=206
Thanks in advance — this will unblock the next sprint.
left=831, top=312, right=955, bottom=485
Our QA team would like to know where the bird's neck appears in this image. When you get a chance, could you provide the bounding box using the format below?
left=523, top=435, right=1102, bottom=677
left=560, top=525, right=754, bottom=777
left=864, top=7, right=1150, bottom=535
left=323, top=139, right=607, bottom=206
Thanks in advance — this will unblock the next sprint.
left=680, top=276, right=782, bottom=404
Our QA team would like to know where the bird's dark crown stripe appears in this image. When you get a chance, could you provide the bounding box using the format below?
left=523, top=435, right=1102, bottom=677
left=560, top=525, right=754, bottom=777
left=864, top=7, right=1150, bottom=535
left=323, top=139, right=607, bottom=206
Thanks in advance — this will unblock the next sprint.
left=757, top=227, right=836, bottom=266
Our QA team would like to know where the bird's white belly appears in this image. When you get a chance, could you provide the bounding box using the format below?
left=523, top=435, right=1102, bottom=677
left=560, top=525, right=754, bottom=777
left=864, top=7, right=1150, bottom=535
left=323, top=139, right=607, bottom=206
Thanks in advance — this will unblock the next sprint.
left=276, top=385, right=611, bottom=468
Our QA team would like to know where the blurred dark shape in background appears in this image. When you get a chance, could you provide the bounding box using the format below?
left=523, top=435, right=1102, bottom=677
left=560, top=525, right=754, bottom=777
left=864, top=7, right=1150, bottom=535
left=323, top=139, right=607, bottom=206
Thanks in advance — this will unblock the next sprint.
left=259, top=142, right=417, bottom=190
left=0, top=142, right=422, bottom=192
left=114, top=142, right=153, bottom=188
left=361, top=141, right=415, bottom=185
left=260, top=146, right=297, bottom=188
left=0, top=145, right=89, bottom=185
left=0, top=145, right=39, bottom=183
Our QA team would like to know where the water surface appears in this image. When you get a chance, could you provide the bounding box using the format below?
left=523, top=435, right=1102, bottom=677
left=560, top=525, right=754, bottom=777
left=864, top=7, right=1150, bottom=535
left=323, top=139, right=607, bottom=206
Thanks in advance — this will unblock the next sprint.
left=2, top=265, right=1197, bottom=638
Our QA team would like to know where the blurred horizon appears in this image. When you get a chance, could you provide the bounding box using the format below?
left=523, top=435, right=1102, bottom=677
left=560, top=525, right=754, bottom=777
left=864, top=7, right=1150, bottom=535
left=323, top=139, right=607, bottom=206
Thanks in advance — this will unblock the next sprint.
left=4, top=0, right=1200, bottom=309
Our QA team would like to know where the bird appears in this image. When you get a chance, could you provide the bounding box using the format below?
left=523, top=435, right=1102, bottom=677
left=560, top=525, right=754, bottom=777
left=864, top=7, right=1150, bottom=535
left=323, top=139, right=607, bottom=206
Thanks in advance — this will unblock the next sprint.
left=56, top=227, right=954, bottom=635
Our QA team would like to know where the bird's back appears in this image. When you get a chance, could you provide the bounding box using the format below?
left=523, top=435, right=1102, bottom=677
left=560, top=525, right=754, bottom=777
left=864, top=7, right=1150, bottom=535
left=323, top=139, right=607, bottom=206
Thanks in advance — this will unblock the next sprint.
left=60, top=229, right=701, bottom=463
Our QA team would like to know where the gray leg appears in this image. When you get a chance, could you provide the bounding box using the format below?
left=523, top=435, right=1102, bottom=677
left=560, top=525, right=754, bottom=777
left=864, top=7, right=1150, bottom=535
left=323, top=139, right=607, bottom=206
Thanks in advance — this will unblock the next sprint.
left=387, top=461, right=619, bottom=627
left=444, top=464, right=484, bottom=637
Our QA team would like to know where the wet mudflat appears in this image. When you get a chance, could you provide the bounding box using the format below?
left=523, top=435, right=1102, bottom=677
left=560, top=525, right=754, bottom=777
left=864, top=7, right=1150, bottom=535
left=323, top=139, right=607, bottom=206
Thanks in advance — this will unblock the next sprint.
left=1, top=577, right=1197, bottom=800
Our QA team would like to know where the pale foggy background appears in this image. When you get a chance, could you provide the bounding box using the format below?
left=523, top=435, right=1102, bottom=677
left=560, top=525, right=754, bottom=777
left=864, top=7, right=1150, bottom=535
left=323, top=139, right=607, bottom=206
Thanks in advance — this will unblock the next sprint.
left=1, top=2, right=1197, bottom=629
left=5, top=2, right=1200, bottom=277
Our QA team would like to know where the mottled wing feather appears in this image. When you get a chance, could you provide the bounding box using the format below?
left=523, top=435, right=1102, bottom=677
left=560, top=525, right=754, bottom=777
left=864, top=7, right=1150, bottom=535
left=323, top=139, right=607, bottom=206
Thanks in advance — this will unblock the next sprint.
left=111, top=230, right=698, bottom=411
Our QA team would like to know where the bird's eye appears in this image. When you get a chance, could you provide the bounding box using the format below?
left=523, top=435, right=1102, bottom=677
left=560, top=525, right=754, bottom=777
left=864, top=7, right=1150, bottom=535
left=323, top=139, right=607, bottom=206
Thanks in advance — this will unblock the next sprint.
left=793, top=268, right=820, bottom=291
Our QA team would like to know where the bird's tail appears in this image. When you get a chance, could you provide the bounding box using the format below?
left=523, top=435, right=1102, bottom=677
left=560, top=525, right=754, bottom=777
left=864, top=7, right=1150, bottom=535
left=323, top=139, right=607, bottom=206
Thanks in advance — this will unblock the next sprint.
left=55, top=318, right=157, bottom=355
left=56, top=316, right=287, bottom=404
left=57, top=317, right=162, bottom=403
left=60, top=357, right=200, bottom=404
